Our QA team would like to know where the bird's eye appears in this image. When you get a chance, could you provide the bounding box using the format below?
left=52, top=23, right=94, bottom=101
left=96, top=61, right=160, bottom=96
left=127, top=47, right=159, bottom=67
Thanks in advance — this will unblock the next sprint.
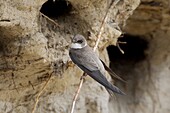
left=77, top=40, right=83, bottom=43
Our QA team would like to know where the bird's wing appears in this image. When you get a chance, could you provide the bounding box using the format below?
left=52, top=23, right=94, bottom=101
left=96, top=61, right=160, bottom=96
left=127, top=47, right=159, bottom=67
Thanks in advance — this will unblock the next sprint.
left=78, top=65, right=125, bottom=95
left=100, top=59, right=127, bottom=83
left=69, top=49, right=100, bottom=71
left=69, top=49, right=125, bottom=95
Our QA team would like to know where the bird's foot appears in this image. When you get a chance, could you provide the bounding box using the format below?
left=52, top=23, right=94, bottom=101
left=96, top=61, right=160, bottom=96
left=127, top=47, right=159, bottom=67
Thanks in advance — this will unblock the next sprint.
left=66, top=61, right=75, bottom=69
left=80, top=73, right=87, bottom=80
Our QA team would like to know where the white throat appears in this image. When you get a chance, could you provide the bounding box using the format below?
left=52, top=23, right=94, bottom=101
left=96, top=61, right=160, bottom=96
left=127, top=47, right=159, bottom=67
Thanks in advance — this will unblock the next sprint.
left=71, top=43, right=87, bottom=49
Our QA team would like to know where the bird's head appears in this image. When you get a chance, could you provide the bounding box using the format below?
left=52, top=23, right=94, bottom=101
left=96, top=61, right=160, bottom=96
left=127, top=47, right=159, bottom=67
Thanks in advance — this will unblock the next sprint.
left=71, top=34, right=87, bottom=49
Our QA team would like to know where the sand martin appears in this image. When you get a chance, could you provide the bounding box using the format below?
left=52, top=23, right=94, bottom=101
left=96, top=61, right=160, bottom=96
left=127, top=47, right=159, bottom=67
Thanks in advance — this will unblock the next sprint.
left=69, top=34, right=125, bottom=95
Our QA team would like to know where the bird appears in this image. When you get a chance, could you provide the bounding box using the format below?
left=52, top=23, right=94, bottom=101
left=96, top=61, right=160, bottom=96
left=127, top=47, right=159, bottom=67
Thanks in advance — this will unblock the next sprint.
left=69, top=34, right=126, bottom=95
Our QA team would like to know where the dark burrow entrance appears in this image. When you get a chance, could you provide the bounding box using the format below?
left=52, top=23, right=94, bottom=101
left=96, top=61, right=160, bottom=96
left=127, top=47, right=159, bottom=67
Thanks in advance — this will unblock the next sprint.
left=39, top=0, right=88, bottom=36
left=40, top=0, right=72, bottom=18
left=107, top=34, right=148, bottom=82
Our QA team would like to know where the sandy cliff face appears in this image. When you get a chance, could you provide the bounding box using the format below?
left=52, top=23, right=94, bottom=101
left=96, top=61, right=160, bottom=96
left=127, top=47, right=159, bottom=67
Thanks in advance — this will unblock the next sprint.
left=2, top=0, right=170, bottom=113
left=109, top=0, right=170, bottom=113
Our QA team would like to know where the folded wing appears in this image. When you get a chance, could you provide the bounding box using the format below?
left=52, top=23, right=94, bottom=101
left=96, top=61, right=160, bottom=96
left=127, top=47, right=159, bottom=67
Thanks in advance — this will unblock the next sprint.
left=100, top=59, right=127, bottom=83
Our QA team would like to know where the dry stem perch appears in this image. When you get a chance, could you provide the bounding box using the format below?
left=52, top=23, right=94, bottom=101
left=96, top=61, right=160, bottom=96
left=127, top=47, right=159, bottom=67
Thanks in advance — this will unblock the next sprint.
left=70, top=1, right=120, bottom=113
left=31, top=72, right=53, bottom=113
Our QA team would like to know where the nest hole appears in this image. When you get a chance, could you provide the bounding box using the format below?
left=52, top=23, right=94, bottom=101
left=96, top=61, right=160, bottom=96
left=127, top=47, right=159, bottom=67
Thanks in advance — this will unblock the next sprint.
left=107, top=34, right=148, bottom=79
left=107, top=34, right=148, bottom=64
left=40, top=0, right=72, bottom=18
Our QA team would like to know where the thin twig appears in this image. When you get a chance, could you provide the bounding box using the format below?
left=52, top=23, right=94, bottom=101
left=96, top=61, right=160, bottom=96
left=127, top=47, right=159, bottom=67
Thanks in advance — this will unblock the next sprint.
left=31, top=72, right=53, bottom=113
left=39, top=12, right=60, bottom=27
left=117, top=42, right=124, bottom=54
left=70, top=1, right=118, bottom=113
left=70, top=79, right=83, bottom=113
left=93, top=9, right=109, bottom=51
left=116, top=41, right=127, bottom=54
left=70, top=73, right=86, bottom=113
